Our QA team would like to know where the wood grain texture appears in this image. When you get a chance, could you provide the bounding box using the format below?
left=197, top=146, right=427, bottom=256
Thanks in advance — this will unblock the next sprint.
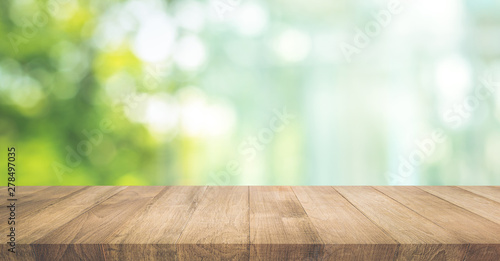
left=0, top=186, right=85, bottom=229
left=34, top=186, right=165, bottom=244
left=2, top=186, right=500, bottom=260
left=336, top=186, right=468, bottom=261
left=0, top=245, right=37, bottom=261
left=376, top=186, right=500, bottom=244
left=250, top=186, right=323, bottom=260
left=103, top=244, right=176, bottom=261
left=420, top=186, right=500, bottom=225
left=376, top=186, right=500, bottom=261
left=18, top=186, right=126, bottom=244
left=104, top=186, right=207, bottom=260
left=107, top=186, right=206, bottom=244
left=178, top=186, right=249, bottom=260
left=33, top=187, right=164, bottom=260
left=31, top=244, right=105, bottom=261
left=0, top=187, right=50, bottom=261
left=459, top=186, right=500, bottom=203
left=292, top=186, right=397, bottom=260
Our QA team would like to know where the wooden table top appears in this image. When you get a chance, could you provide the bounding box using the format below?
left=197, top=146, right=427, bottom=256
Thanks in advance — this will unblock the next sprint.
left=1, top=186, right=500, bottom=260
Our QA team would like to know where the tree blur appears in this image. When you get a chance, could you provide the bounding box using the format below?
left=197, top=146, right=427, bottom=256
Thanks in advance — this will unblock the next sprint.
left=1, top=0, right=499, bottom=185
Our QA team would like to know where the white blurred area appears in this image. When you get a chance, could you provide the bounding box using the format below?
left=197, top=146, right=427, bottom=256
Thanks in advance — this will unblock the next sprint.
left=92, top=0, right=235, bottom=142
left=297, top=0, right=500, bottom=185
left=83, top=0, right=500, bottom=184
left=103, top=72, right=236, bottom=141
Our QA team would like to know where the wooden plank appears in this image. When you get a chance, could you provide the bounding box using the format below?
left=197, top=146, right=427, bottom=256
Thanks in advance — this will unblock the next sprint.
left=0, top=186, right=51, bottom=208
left=0, top=187, right=58, bottom=261
left=34, top=186, right=164, bottom=244
left=177, top=186, right=249, bottom=260
left=376, top=186, right=500, bottom=261
left=17, top=186, right=126, bottom=244
left=2, top=186, right=499, bottom=260
left=249, top=186, right=323, bottom=260
left=464, top=245, right=500, bottom=261
left=376, top=186, right=500, bottom=243
left=459, top=186, right=500, bottom=203
left=292, top=186, right=397, bottom=260
left=0, top=245, right=37, bottom=261
left=335, top=186, right=468, bottom=261
left=0, top=186, right=84, bottom=225
left=32, top=187, right=164, bottom=260
left=30, top=244, right=105, bottom=261
left=103, top=244, right=176, bottom=261
left=420, top=186, right=500, bottom=225
left=104, top=186, right=207, bottom=260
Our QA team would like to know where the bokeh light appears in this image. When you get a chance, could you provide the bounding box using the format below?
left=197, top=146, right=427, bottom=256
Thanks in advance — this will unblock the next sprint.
left=0, top=0, right=499, bottom=186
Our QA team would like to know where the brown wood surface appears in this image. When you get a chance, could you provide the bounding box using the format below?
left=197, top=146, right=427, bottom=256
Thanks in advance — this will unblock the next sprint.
left=250, top=186, right=323, bottom=260
left=420, top=186, right=500, bottom=226
left=1, top=186, right=500, bottom=260
left=337, top=186, right=468, bottom=261
left=292, top=186, right=397, bottom=260
left=0, top=186, right=85, bottom=226
left=104, top=186, right=207, bottom=261
left=459, top=186, right=500, bottom=203
left=376, top=186, right=500, bottom=260
left=376, top=186, right=500, bottom=244
left=178, top=186, right=249, bottom=260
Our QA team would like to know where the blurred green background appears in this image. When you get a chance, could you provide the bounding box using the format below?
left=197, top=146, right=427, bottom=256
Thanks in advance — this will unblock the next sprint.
left=1, top=0, right=500, bottom=186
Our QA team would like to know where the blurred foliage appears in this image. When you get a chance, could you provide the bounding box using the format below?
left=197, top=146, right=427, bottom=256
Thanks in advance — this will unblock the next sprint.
left=1, top=0, right=500, bottom=185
